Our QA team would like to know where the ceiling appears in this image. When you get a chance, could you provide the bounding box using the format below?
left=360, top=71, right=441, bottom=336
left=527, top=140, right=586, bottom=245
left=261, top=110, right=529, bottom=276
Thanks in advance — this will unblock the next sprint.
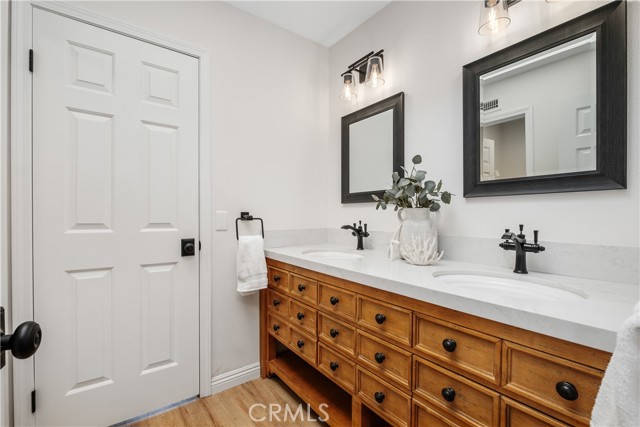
left=225, top=1, right=393, bottom=47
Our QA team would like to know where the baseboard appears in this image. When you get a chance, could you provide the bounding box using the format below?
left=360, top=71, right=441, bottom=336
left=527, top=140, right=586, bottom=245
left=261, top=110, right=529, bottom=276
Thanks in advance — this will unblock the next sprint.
left=210, top=362, right=261, bottom=394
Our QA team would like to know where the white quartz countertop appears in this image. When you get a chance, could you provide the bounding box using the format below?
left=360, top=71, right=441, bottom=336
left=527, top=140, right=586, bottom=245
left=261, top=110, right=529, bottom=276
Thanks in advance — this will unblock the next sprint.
left=264, top=244, right=639, bottom=353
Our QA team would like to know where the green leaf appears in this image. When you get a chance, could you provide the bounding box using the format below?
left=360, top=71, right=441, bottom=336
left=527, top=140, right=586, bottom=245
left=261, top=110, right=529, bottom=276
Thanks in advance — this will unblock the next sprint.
left=372, top=194, right=380, bottom=201
left=424, top=180, right=436, bottom=192
left=430, top=202, right=441, bottom=212
left=414, top=171, right=426, bottom=182
left=412, top=154, right=422, bottom=164
left=398, top=178, right=410, bottom=187
left=392, top=171, right=400, bottom=182
left=381, top=204, right=387, bottom=210
left=441, top=191, right=452, bottom=204
left=405, top=185, right=416, bottom=196
left=436, top=180, right=442, bottom=192
left=395, top=189, right=404, bottom=198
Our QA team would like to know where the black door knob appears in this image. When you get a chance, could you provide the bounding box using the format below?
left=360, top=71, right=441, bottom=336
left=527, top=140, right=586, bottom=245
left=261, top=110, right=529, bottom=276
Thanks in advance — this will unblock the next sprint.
left=297, top=284, right=306, bottom=292
left=556, top=381, right=579, bottom=401
left=181, top=238, right=196, bottom=256
left=329, top=362, right=339, bottom=371
left=374, top=391, right=385, bottom=403
left=374, top=352, right=386, bottom=363
left=296, top=340, right=304, bottom=349
left=441, top=387, right=456, bottom=402
left=297, top=312, right=305, bottom=320
left=375, top=313, right=386, bottom=324
left=329, top=329, right=339, bottom=338
left=442, top=338, right=457, bottom=352
left=272, top=299, right=280, bottom=306
left=0, top=321, right=42, bottom=360
left=272, top=324, right=280, bottom=331
left=329, top=296, right=339, bottom=305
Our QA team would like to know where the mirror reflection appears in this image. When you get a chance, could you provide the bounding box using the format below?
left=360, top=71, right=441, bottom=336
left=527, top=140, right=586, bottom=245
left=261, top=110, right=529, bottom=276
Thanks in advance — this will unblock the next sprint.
left=349, top=109, right=393, bottom=193
left=479, top=33, right=596, bottom=181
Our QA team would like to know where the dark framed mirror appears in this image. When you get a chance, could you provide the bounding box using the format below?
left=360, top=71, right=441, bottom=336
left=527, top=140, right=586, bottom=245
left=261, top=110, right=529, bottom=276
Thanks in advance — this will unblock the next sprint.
left=341, top=92, right=404, bottom=203
left=463, top=1, right=626, bottom=198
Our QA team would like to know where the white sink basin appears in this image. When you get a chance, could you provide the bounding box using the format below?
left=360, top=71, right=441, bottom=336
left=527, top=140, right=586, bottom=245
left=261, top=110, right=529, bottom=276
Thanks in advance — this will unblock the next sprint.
left=432, top=270, right=588, bottom=301
left=302, top=249, right=364, bottom=260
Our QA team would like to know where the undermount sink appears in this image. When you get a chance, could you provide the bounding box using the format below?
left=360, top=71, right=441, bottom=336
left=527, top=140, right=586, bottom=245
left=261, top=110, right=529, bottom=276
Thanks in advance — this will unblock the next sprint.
left=302, top=249, right=364, bottom=260
left=432, top=270, right=588, bottom=301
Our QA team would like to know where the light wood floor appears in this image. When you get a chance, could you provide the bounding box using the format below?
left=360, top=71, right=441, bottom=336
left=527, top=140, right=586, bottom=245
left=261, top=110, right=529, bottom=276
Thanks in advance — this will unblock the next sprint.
left=130, top=378, right=326, bottom=427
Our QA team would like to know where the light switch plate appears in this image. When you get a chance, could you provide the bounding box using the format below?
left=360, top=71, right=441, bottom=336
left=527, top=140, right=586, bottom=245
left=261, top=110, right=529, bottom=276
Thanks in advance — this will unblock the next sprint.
left=215, top=211, right=228, bottom=231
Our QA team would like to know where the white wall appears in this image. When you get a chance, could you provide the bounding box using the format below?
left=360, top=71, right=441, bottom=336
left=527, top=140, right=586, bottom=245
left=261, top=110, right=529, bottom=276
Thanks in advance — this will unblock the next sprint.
left=74, top=1, right=330, bottom=377
left=328, top=0, right=639, bottom=248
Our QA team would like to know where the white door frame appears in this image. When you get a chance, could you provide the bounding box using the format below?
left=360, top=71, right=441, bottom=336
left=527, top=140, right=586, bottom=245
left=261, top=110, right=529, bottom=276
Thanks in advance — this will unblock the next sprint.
left=10, top=2, right=213, bottom=425
left=481, top=105, right=534, bottom=176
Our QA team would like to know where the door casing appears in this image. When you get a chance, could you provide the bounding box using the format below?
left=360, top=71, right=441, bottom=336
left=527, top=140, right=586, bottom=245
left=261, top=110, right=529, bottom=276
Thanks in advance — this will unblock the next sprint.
left=9, top=2, right=213, bottom=425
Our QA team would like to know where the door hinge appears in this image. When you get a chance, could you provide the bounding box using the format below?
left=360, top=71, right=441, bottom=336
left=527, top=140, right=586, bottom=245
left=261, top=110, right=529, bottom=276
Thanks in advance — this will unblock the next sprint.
left=199, top=241, right=201, bottom=251
left=29, top=49, right=33, bottom=72
left=31, top=389, right=36, bottom=413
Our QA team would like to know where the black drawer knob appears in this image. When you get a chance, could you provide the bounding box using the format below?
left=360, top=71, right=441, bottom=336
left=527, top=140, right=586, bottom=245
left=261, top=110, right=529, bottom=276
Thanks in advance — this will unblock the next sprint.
left=442, top=387, right=456, bottom=402
left=375, top=313, right=386, bottom=324
left=556, top=381, right=579, bottom=401
left=330, top=296, right=339, bottom=305
left=296, top=340, right=304, bottom=349
left=297, top=284, right=306, bottom=292
left=374, top=391, right=385, bottom=404
left=329, top=329, right=339, bottom=338
left=297, top=312, right=305, bottom=321
left=329, top=362, right=339, bottom=371
left=374, top=352, right=386, bottom=363
left=272, top=299, right=280, bottom=306
left=272, top=324, right=280, bottom=331
left=273, top=275, right=281, bottom=282
left=442, top=338, right=457, bottom=352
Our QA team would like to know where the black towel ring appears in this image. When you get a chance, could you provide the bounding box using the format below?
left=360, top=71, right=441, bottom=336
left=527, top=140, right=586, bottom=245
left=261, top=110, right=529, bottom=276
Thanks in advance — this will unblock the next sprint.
left=235, top=212, right=264, bottom=240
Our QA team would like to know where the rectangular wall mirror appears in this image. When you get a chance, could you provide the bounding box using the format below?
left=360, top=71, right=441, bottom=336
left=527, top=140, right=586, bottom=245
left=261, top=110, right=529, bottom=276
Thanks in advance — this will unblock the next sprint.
left=463, top=1, right=626, bottom=197
left=341, top=92, right=404, bottom=203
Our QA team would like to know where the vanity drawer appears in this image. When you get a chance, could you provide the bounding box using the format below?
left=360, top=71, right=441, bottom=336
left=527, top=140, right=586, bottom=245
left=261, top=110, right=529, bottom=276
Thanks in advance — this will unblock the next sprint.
left=413, top=397, right=474, bottom=427
left=501, top=396, right=572, bottom=427
left=318, top=282, right=356, bottom=321
left=502, top=341, right=603, bottom=424
left=289, top=274, right=318, bottom=305
left=414, top=356, right=500, bottom=427
left=317, top=343, right=355, bottom=393
left=414, top=313, right=501, bottom=384
left=267, top=313, right=289, bottom=344
left=266, top=289, right=289, bottom=318
left=268, top=267, right=289, bottom=294
left=318, top=313, right=356, bottom=359
left=357, top=296, right=412, bottom=346
left=357, top=366, right=411, bottom=427
left=289, top=326, right=317, bottom=365
left=357, top=330, right=412, bottom=390
left=289, top=299, right=317, bottom=335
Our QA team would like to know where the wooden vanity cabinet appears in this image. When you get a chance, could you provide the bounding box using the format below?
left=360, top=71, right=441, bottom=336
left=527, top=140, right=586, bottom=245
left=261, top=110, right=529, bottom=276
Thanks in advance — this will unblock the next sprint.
left=261, top=259, right=611, bottom=427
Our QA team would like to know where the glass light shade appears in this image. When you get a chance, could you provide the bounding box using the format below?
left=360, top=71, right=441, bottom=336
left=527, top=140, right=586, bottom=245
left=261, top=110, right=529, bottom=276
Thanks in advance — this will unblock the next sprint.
left=478, top=0, right=511, bottom=36
left=364, top=56, right=385, bottom=88
left=340, top=73, right=357, bottom=101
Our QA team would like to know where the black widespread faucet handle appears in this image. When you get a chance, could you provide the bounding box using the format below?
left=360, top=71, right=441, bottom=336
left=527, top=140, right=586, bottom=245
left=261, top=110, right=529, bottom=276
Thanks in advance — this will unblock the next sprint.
left=533, top=230, right=539, bottom=244
left=519, top=224, right=524, bottom=234
left=364, top=223, right=368, bottom=233
left=505, top=228, right=510, bottom=234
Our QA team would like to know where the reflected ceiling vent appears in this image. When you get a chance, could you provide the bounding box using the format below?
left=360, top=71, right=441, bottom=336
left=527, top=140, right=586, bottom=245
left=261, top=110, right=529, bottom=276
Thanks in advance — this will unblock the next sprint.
left=481, top=98, right=500, bottom=112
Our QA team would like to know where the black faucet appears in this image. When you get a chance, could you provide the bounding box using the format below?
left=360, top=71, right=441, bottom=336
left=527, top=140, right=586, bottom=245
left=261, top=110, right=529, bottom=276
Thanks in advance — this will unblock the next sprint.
left=341, top=221, right=370, bottom=250
left=499, top=224, right=545, bottom=274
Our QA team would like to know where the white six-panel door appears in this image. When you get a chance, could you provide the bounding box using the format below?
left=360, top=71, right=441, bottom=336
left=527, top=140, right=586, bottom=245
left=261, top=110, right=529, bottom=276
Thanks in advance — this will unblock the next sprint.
left=32, top=9, right=199, bottom=425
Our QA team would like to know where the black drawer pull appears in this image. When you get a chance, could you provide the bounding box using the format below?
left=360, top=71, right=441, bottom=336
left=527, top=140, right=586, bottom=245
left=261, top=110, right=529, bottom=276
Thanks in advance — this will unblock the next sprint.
left=297, top=284, right=306, bottom=292
left=273, top=275, right=280, bottom=282
left=374, top=391, right=385, bottom=404
left=296, top=340, right=304, bottom=349
left=272, top=324, right=280, bottom=331
left=297, top=312, right=305, bottom=321
left=374, top=352, right=386, bottom=363
left=441, top=387, right=456, bottom=402
left=556, top=381, right=579, bottom=401
left=442, top=338, right=457, bottom=352
left=272, top=299, right=280, bottom=307
left=329, top=329, right=339, bottom=338
left=330, top=296, right=339, bottom=305
left=329, top=362, right=339, bottom=371
left=375, top=313, right=386, bottom=324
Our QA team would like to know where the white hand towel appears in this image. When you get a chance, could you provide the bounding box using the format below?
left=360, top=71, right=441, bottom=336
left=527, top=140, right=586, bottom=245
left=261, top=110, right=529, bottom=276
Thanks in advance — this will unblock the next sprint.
left=591, top=301, right=640, bottom=427
left=236, top=235, right=268, bottom=296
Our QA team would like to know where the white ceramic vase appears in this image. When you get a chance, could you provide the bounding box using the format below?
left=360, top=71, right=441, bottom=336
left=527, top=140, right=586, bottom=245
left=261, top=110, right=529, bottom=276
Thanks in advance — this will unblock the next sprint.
left=397, top=208, right=443, bottom=265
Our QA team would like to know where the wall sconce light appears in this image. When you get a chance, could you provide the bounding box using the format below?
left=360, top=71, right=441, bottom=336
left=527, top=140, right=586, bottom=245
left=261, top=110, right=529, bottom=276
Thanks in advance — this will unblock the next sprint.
left=478, top=0, right=521, bottom=36
left=339, top=49, right=384, bottom=101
